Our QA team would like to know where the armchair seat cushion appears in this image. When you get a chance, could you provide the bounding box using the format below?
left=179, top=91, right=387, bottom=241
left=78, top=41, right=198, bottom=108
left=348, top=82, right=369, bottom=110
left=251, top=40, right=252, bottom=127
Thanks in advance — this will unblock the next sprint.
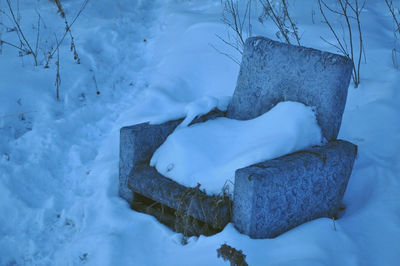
left=150, top=101, right=323, bottom=194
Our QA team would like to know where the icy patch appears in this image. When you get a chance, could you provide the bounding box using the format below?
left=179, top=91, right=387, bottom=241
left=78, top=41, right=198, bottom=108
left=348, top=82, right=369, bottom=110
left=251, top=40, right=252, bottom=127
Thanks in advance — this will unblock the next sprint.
left=150, top=101, right=324, bottom=194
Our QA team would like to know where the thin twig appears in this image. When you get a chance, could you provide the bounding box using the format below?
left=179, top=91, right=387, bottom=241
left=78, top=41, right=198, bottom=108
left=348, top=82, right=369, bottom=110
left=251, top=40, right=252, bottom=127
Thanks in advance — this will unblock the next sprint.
left=392, top=47, right=399, bottom=69
left=216, top=34, right=243, bottom=55
left=0, top=39, right=26, bottom=52
left=321, top=0, right=345, bottom=16
left=320, top=36, right=347, bottom=55
left=35, top=12, right=41, bottom=57
left=0, top=110, right=39, bottom=119
left=353, top=0, right=363, bottom=85
left=385, top=0, right=400, bottom=69
left=209, top=43, right=241, bottom=65
left=54, top=34, right=61, bottom=101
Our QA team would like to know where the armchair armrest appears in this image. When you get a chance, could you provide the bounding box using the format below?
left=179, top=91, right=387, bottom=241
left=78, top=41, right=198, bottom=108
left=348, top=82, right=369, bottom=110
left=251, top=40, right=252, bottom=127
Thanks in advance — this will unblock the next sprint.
left=119, top=108, right=226, bottom=202
left=233, top=140, right=357, bottom=238
left=128, top=165, right=231, bottom=228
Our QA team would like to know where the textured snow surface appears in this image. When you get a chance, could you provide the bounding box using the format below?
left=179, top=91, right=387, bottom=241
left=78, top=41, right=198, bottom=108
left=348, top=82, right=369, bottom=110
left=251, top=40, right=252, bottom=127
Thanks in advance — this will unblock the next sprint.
left=151, top=101, right=323, bottom=193
left=0, top=0, right=400, bottom=265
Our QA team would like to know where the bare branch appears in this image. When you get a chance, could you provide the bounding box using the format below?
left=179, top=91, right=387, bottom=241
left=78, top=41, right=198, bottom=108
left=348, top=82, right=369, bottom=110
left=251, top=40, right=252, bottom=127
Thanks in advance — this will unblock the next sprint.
left=1, top=39, right=27, bottom=53
left=320, top=36, right=348, bottom=56
left=47, top=0, right=89, bottom=63
left=392, top=47, right=399, bottom=69
left=259, top=0, right=291, bottom=44
left=318, top=0, right=364, bottom=87
left=258, top=0, right=301, bottom=45
left=339, top=0, right=354, bottom=67
left=54, top=34, right=61, bottom=101
left=210, top=43, right=241, bottom=65
left=216, top=34, right=243, bottom=55
left=282, top=0, right=300, bottom=45
left=35, top=12, right=41, bottom=57
left=318, top=0, right=348, bottom=55
left=218, top=0, right=253, bottom=63
left=385, top=0, right=400, bottom=69
left=385, top=0, right=400, bottom=33
left=321, top=0, right=345, bottom=16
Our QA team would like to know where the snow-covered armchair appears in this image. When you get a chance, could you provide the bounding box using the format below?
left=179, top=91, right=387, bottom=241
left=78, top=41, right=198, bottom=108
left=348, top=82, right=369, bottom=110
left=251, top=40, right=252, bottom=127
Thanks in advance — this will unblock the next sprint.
left=119, top=37, right=357, bottom=238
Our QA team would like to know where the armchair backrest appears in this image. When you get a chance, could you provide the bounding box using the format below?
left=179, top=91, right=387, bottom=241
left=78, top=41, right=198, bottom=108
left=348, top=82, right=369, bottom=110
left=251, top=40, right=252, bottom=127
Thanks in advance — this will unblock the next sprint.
left=226, top=37, right=353, bottom=141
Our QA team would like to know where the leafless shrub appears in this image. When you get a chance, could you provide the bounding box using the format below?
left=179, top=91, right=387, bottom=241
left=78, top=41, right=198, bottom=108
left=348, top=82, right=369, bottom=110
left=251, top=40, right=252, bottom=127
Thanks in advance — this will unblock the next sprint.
left=47, top=0, right=89, bottom=99
left=258, top=0, right=301, bottom=45
left=45, top=0, right=88, bottom=67
left=215, top=0, right=301, bottom=64
left=0, top=0, right=87, bottom=67
left=318, top=0, right=365, bottom=88
left=0, top=0, right=88, bottom=100
left=1, top=0, right=39, bottom=65
left=213, top=0, right=253, bottom=65
left=385, top=0, right=400, bottom=69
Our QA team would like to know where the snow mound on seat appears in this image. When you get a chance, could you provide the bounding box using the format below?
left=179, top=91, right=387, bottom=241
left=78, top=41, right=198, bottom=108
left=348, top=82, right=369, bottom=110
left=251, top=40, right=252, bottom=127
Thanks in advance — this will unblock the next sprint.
left=150, top=101, right=324, bottom=194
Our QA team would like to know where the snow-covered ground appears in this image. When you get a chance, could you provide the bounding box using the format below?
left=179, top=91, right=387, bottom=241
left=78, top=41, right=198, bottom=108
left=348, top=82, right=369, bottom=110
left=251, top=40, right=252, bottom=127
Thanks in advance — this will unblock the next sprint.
left=0, top=0, right=399, bottom=265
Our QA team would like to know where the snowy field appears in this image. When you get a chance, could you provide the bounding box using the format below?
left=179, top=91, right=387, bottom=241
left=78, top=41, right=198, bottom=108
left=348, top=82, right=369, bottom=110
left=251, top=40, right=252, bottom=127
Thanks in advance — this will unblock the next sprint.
left=0, top=0, right=399, bottom=265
